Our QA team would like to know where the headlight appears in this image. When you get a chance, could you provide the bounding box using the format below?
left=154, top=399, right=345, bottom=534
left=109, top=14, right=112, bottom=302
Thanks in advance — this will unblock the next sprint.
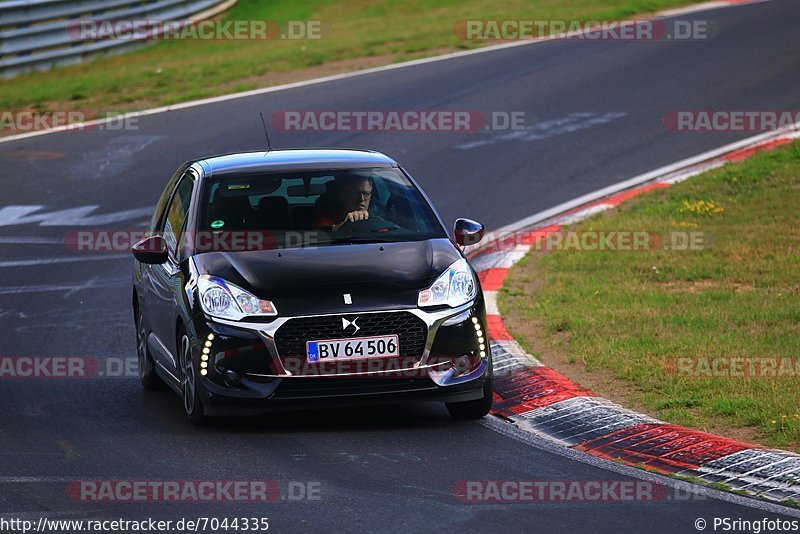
left=198, top=275, right=277, bottom=320
left=418, top=259, right=477, bottom=308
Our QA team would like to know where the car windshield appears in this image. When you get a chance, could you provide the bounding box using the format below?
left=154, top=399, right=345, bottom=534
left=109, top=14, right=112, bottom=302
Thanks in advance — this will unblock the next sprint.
left=198, top=167, right=446, bottom=250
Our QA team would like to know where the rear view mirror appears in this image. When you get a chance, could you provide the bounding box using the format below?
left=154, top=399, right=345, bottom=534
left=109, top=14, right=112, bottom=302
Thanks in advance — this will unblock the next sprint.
left=453, top=218, right=485, bottom=247
left=132, top=235, right=168, bottom=264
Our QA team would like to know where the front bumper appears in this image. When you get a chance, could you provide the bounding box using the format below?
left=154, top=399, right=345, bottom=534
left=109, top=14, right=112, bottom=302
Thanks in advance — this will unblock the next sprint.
left=187, top=298, right=491, bottom=415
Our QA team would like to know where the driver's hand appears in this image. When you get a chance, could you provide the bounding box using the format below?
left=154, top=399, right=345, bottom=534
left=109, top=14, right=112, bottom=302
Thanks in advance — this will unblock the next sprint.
left=333, top=210, right=369, bottom=231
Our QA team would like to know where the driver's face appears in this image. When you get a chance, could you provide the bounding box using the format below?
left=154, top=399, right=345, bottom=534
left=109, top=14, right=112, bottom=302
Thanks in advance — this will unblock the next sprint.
left=341, top=179, right=373, bottom=212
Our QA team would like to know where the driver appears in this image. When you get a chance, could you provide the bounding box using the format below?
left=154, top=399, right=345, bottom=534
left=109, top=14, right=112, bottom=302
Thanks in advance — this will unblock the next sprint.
left=314, top=176, right=374, bottom=231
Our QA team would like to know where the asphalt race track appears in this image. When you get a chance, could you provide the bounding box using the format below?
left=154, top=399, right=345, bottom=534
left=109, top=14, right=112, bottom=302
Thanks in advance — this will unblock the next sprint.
left=1, top=0, right=800, bottom=531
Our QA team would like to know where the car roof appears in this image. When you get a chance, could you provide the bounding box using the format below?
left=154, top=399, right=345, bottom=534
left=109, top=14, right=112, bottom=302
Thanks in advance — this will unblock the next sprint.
left=197, top=148, right=398, bottom=176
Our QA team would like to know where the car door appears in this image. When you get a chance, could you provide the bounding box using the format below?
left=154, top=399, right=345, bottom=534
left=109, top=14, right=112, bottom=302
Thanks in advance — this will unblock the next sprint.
left=138, top=164, right=182, bottom=321
left=146, top=171, right=194, bottom=376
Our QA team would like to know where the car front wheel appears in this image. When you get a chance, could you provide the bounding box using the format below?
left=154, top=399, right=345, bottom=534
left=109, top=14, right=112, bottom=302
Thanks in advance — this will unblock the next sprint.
left=179, top=328, right=208, bottom=425
left=135, top=306, right=164, bottom=390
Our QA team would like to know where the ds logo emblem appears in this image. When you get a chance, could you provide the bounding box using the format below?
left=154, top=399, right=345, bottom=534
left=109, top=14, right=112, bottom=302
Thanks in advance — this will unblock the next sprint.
left=341, top=317, right=360, bottom=334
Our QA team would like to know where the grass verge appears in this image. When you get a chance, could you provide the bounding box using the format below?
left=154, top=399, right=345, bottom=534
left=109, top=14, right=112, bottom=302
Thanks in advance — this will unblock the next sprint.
left=500, top=141, right=800, bottom=451
left=1, top=0, right=700, bottom=113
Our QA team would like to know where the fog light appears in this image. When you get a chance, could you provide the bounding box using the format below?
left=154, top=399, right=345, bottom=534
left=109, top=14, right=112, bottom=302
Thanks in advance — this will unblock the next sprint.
left=200, top=369, right=208, bottom=376
left=204, top=340, right=212, bottom=348
left=225, top=370, right=242, bottom=386
left=201, top=354, right=209, bottom=362
left=471, top=317, right=479, bottom=324
left=201, top=361, right=208, bottom=369
left=480, top=350, right=486, bottom=358
left=207, top=333, right=215, bottom=341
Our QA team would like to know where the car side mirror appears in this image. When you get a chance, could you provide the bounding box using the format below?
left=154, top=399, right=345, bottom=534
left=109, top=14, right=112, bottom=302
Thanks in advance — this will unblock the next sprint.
left=132, top=235, right=168, bottom=264
left=453, top=218, right=485, bottom=247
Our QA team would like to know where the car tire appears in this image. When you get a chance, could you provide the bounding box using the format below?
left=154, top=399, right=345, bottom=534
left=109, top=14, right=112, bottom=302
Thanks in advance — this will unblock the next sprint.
left=135, top=306, right=164, bottom=390
left=446, top=374, right=494, bottom=420
left=178, top=327, right=208, bottom=426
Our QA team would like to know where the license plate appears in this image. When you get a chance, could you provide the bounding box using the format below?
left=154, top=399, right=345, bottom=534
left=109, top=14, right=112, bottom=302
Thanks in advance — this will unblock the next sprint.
left=306, top=335, right=399, bottom=362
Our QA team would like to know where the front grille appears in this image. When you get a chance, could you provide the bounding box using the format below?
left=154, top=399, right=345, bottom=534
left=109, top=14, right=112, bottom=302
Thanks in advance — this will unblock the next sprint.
left=274, top=312, right=428, bottom=358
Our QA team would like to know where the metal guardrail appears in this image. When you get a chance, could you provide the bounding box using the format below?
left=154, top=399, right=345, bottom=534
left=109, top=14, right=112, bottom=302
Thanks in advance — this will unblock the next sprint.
left=0, top=0, right=238, bottom=78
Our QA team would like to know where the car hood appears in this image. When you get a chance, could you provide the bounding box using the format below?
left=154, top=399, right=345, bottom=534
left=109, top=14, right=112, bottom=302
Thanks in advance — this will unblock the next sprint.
left=192, top=238, right=463, bottom=316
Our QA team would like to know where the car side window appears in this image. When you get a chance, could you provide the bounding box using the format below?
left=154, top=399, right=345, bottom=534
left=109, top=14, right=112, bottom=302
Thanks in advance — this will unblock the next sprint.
left=150, top=164, right=188, bottom=232
left=162, top=174, right=194, bottom=259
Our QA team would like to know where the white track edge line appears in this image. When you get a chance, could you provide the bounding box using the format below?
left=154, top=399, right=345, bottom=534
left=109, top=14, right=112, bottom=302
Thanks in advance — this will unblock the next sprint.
left=494, top=122, right=800, bottom=236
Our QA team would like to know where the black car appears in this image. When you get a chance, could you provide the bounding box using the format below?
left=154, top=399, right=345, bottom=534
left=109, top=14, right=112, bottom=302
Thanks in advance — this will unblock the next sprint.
left=131, top=148, right=492, bottom=424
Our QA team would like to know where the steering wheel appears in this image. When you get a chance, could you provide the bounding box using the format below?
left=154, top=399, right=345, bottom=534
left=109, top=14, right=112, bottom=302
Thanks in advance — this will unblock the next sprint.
left=334, top=215, right=399, bottom=234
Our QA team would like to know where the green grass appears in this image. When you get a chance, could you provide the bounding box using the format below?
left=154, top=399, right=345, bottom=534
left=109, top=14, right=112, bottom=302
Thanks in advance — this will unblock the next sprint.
left=500, top=142, right=800, bottom=451
left=1, top=0, right=700, bottom=113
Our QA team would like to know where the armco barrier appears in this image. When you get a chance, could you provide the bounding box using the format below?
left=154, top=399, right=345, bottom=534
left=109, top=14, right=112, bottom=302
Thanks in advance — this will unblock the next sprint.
left=0, top=0, right=237, bottom=78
